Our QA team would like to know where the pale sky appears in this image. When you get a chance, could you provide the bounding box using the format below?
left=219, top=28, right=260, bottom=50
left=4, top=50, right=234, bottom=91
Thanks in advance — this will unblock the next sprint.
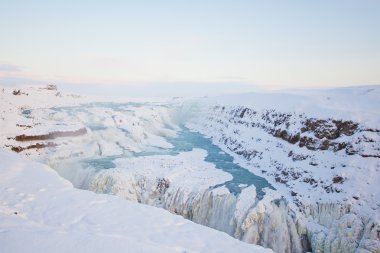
left=0, top=0, right=379, bottom=95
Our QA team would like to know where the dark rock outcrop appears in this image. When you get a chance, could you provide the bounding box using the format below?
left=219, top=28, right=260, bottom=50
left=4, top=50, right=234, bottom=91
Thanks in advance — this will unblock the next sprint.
left=10, top=142, right=58, bottom=153
left=15, top=127, right=87, bottom=141
left=217, top=106, right=378, bottom=157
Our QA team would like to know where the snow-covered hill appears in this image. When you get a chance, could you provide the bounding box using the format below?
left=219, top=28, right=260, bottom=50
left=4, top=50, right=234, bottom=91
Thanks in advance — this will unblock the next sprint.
left=184, top=86, right=380, bottom=252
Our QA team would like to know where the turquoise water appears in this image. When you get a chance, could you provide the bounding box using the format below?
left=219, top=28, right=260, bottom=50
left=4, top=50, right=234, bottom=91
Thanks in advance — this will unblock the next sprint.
left=136, top=127, right=274, bottom=198
left=83, top=156, right=117, bottom=170
left=50, top=102, right=273, bottom=198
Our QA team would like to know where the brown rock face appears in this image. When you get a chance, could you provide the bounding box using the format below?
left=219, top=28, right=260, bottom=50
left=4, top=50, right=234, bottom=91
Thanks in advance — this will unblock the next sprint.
left=302, top=119, right=358, bottom=140
left=15, top=127, right=87, bottom=141
left=218, top=106, right=379, bottom=158
left=274, top=129, right=300, bottom=144
left=10, top=142, right=58, bottom=153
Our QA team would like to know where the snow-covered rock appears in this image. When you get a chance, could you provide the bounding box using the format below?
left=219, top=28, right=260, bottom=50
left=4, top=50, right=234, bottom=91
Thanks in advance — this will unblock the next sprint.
left=185, top=86, right=380, bottom=253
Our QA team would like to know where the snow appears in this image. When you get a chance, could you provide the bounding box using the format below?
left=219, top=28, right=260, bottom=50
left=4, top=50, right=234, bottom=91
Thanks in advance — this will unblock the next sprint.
left=185, top=87, right=380, bottom=212
left=1, top=84, right=379, bottom=253
left=87, top=149, right=304, bottom=253
left=184, top=86, right=380, bottom=252
left=189, top=85, right=380, bottom=128
left=88, top=149, right=233, bottom=204
left=0, top=148, right=272, bottom=253
left=0, top=86, right=179, bottom=160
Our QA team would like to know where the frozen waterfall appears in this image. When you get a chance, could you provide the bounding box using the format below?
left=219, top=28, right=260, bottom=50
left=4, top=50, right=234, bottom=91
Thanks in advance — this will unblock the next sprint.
left=88, top=165, right=305, bottom=253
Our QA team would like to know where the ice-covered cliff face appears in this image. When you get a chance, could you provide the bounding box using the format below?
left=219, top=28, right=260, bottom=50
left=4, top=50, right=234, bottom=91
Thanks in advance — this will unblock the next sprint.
left=3, top=101, right=180, bottom=162
left=0, top=150, right=275, bottom=253
left=88, top=149, right=304, bottom=253
left=184, top=87, right=380, bottom=253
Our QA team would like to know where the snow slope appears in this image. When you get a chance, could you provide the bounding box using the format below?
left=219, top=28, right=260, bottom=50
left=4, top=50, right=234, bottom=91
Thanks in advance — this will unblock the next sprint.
left=0, top=148, right=272, bottom=253
left=184, top=86, right=380, bottom=252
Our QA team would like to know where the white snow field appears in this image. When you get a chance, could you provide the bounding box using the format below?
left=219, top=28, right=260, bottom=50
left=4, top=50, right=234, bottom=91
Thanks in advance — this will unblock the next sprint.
left=0, top=149, right=272, bottom=253
left=1, top=85, right=379, bottom=253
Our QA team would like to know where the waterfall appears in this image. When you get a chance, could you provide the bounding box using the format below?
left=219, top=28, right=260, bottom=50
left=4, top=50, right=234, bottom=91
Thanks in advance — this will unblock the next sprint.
left=88, top=168, right=305, bottom=253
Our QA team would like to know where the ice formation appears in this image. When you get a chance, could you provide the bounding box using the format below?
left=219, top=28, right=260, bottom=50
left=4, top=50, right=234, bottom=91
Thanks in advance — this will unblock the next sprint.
left=0, top=148, right=273, bottom=253
left=83, top=149, right=303, bottom=253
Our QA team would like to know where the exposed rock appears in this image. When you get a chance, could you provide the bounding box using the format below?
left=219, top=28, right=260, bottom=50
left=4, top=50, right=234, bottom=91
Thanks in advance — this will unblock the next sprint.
left=299, top=136, right=318, bottom=151
left=156, top=178, right=170, bottom=195
left=332, top=176, right=345, bottom=184
left=45, top=84, right=57, bottom=90
left=302, top=119, right=358, bottom=140
left=9, top=142, right=58, bottom=153
left=274, top=129, right=300, bottom=144
left=16, top=124, right=32, bottom=128
left=13, top=89, right=21, bottom=95
left=15, top=127, right=87, bottom=141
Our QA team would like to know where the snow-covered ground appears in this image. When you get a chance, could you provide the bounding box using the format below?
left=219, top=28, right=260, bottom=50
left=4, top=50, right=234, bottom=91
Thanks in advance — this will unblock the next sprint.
left=184, top=86, right=380, bottom=252
left=0, top=85, right=272, bottom=253
left=185, top=87, right=380, bottom=208
left=1, top=84, right=379, bottom=253
left=0, top=149, right=272, bottom=253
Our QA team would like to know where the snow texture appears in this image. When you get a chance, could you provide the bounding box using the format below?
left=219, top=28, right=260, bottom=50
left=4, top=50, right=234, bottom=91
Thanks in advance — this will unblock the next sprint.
left=1, top=84, right=379, bottom=253
left=184, top=86, right=380, bottom=253
left=0, top=148, right=273, bottom=253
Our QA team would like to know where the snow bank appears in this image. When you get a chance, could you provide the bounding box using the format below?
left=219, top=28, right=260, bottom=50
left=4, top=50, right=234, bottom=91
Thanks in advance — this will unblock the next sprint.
left=192, top=85, right=380, bottom=127
left=0, top=148, right=272, bottom=253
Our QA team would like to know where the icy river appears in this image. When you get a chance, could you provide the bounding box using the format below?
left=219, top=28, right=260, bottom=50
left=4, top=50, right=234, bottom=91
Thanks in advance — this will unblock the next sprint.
left=86, top=127, right=273, bottom=198
left=49, top=102, right=273, bottom=198
left=40, top=102, right=302, bottom=253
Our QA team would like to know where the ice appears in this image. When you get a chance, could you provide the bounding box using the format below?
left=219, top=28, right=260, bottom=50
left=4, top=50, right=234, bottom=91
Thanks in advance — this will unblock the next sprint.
left=1, top=84, right=379, bottom=253
left=87, top=149, right=303, bottom=253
